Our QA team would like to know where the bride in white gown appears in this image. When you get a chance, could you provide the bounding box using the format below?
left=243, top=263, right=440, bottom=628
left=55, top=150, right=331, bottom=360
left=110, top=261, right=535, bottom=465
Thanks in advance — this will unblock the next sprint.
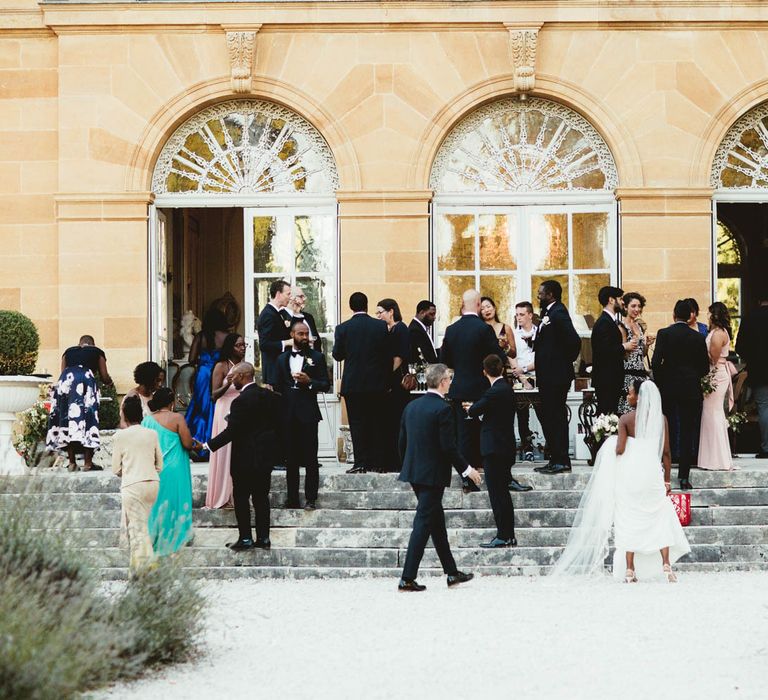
left=552, top=379, right=690, bottom=582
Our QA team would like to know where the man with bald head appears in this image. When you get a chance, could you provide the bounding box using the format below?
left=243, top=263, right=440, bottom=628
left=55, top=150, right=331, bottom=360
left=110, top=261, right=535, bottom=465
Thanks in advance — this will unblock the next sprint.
left=206, top=361, right=281, bottom=551
left=440, top=289, right=506, bottom=480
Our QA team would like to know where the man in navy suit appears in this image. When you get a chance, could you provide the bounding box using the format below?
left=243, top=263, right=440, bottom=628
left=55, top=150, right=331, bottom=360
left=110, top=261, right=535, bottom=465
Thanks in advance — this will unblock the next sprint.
left=275, top=321, right=330, bottom=509
left=440, top=289, right=506, bottom=479
left=468, top=355, right=533, bottom=549
left=332, top=292, right=392, bottom=473
left=408, top=299, right=439, bottom=364
left=257, top=279, right=292, bottom=388
left=591, top=285, right=636, bottom=416
left=534, top=280, right=582, bottom=475
left=397, top=363, right=481, bottom=591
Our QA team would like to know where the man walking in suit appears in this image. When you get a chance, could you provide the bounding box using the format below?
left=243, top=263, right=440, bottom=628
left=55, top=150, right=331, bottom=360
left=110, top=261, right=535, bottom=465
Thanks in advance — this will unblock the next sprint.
left=652, top=299, right=710, bottom=490
left=206, top=362, right=280, bottom=551
left=274, top=321, right=330, bottom=509
left=735, top=288, right=768, bottom=459
left=332, top=292, right=392, bottom=473
left=534, top=280, right=582, bottom=475
left=257, top=279, right=292, bottom=388
left=398, top=363, right=481, bottom=591
left=591, top=285, right=636, bottom=416
left=440, top=289, right=506, bottom=480
left=408, top=300, right=439, bottom=364
left=467, top=355, right=532, bottom=549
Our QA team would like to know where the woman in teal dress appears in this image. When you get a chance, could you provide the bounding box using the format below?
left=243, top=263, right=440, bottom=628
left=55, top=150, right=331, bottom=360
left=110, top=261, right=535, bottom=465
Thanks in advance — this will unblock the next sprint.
left=145, top=387, right=200, bottom=555
left=185, top=308, right=229, bottom=459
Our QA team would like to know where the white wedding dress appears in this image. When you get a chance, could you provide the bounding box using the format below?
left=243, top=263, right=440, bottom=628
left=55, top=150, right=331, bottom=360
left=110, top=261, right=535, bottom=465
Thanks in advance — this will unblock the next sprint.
left=551, top=381, right=690, bottom=580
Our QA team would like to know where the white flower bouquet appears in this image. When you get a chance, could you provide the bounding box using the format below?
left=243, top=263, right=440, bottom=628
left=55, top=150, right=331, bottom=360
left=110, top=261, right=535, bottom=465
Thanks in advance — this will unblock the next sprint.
left=591, top=413, right=620, bottom=442
left=701, top=367, right=718, bottom=396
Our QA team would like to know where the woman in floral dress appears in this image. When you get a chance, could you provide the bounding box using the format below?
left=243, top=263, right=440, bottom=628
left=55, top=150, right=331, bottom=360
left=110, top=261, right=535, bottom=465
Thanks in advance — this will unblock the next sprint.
left=618, top=293, right=655, bottom=415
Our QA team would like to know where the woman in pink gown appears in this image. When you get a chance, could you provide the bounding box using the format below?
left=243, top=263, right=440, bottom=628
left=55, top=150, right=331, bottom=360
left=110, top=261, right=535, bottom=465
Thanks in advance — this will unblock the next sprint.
left=698, top=302, right=734, bottom=471
left=205, top=334, right=247, bottom=508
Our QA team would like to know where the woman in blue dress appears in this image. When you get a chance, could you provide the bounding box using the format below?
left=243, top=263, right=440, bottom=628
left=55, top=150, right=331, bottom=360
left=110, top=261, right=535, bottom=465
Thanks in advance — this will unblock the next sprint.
left=145, top=387, right=200, bottom=555
left=185, top=308, right=229, bottom=459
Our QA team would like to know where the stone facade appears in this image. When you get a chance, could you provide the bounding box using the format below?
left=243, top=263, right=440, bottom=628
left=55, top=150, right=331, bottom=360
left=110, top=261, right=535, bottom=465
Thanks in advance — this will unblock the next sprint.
left=2, top=1, right=768, bottom=387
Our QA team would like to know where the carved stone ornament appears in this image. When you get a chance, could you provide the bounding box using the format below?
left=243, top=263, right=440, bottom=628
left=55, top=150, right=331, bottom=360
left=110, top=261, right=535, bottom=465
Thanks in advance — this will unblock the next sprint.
left=226, top=30, right=259, bottom=94
left=506, top=25, right=541, bottom=97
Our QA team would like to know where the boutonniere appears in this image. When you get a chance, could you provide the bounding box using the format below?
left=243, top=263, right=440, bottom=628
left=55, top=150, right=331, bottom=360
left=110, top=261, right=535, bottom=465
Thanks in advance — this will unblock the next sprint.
left=284, top=319, right=291, bottom=328
left=304, top=357, right=315, bottom=367
left=540, top=316, right=551, bottom=328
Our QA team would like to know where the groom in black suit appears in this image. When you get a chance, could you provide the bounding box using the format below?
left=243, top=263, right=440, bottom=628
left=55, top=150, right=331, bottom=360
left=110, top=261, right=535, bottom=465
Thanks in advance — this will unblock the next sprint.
left=468, top=355, right=532, bottom=549
left=274, top=321, right=330, bottom=509
left=206, top=362, right=281, bottom=551
left=534, top=280, right=582, bottom=475
left=591, top=285, right=634, bottom=416
left=257, top=279, right=292, bottom=388
left=397, top=363, right=480, bottom=591
left=651, top=299, right=709, bottom=490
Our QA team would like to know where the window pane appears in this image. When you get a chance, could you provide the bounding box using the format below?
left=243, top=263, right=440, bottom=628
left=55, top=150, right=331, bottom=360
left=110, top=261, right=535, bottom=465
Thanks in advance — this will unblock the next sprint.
left=531, top=274, right=570, bottom=311
left=295, top=275, right=336, bottom=333
left=295, top=215, right=334, bottom=274
left=479, top=214, right=517, bottom=270
left=572, top=273, right=611, bottom=326
left=436, top=214, right=475, bottom=271
left=253, top=216, right=290, bottom=274
left=480, top=275, right=517, bottom=327
left=573, top=212, right=609, bottom=269
left=530, top=213, right=568, bottom=270
left=436, top=274, right=474, bottom=337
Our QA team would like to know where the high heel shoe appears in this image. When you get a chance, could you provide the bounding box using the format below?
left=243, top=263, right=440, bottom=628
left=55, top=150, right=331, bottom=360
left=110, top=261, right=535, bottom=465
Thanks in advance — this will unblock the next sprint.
left=624, top=569, right=637, bottom=583
left=663, top=564, right=677, bottom=583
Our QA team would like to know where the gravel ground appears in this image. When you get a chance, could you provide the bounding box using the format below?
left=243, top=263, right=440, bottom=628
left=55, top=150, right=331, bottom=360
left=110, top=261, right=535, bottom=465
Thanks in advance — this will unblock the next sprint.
left=96, top=572, right=768, bottom=700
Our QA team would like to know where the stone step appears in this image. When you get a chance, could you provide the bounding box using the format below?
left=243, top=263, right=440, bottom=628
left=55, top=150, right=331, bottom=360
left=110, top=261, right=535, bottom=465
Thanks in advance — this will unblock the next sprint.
left=57, top=524, right=768, bottom=549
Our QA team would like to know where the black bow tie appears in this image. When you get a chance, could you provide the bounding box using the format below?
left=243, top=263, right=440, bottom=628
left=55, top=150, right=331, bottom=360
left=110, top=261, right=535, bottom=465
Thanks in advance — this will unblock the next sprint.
left=291, top=351, right=304, bottom=357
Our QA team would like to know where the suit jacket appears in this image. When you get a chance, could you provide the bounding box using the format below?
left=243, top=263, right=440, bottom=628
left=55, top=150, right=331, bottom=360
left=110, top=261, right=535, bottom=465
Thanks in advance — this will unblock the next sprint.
left=467, top=378, right=517, bottom=458
left=274, top=347, right=330, bottom=423
left=534, top=301, right=582, bottom=389
left=398, top=392, right=469, bottom=487
left=208, top=383, right=281, bottom=473
left=651, top=321, right=709, bottom=401
left=332, top=313, right=391, bottom=395
left=288, top=311, right=322, bottom=353
left=257, top=303, right=291, bottom=386
left=736, top=305, right=768, bottom=386
left=408, top=319, right=438, bottom=364
left=440, top=314, right=505, bottom=400
left=591, top=311, right=625, bottom=392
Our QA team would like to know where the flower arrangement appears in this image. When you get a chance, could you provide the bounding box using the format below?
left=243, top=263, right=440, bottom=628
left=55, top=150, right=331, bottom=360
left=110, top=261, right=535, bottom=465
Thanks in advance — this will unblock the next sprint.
left=592, top=413, right=620, bottom=442
left=12, top=384, right=52, bottom=465
left=727, top=411, right=748, bottom=433
left=701, top=367, right=718, bottom=396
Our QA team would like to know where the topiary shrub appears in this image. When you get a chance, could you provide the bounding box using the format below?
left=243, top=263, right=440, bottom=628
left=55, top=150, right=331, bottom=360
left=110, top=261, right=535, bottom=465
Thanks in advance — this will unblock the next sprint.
left=0, top=310, right=40, bottom=375
left=98, top=380, right=121, bottom=430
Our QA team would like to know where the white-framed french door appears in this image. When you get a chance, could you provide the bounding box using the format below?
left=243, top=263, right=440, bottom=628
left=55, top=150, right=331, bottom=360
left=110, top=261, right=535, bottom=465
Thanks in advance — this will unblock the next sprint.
left=148, top=205, right=169, bottom=366
left=431, top=198, right=618, bottom=343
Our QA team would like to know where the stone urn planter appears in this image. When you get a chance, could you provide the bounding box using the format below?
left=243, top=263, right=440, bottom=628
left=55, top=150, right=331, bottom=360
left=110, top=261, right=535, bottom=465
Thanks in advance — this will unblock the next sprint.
left=0, top=375, right=44, bottom=475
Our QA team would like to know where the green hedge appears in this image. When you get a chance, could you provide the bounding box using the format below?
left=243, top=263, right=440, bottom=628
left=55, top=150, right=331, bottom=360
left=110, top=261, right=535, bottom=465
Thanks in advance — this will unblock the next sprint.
left=0, top=310, right=40, bottom=375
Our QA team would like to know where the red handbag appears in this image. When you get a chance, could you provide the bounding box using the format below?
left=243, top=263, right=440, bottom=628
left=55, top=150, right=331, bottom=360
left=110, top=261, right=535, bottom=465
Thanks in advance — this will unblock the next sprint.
left=669, top=492, right=691, bottom=526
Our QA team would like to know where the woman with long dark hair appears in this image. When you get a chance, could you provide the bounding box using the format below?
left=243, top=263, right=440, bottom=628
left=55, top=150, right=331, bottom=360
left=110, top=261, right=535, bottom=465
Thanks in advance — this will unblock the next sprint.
left=698, top=301, right=734, bottom=471
left=617, top=292, right=653, bottom=414
left=480, top=296, right=517, bottom=362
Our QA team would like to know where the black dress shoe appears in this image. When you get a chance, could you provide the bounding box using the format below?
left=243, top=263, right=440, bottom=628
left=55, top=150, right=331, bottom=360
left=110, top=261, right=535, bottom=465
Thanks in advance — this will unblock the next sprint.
left=226, top=538, right=256, bottom=551
left=533, top=462, right=552, bottom=473
left=756, top=452, right=768, bottom=459
left=346, top=465, right=367, bottom=474
left=509, top=478, right=533, bottom=492
left=447, top=571, right=474, bottom=587
left=254, top=539, right=271, bottom=550
left=541, top=463, right=572, bottom=474
left=398, top=579, right=426, bottom=592
left=462, top=478, right=480, bottom=493
left=679, top=479, right=693, bottom=491
left=304, top=500, right=317, bottom=510
left=480, top=537, right=513, bottom=548
left=283, top=500, right=301, bottom=509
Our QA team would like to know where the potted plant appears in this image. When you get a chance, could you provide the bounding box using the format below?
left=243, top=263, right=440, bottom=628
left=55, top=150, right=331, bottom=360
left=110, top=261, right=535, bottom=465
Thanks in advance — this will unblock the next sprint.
left=0, top=310, right=43, bottom=474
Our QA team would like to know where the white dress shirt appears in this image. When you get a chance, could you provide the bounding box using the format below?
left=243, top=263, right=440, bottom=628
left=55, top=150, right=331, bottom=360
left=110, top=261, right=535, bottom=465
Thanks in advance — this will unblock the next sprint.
left=412, top=316, right=436, bottom=355
left=513, top=325, right=537, bottom=372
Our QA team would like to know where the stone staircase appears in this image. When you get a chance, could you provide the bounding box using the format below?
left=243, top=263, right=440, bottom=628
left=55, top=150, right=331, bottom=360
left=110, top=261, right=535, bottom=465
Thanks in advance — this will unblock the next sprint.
left=2, top=461, right=768, bottom=579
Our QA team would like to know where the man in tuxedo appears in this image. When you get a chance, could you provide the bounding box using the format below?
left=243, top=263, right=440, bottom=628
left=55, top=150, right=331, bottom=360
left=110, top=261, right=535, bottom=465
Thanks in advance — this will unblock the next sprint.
left=468, top=355, right=532, bottom=549
left=440, top=289, right=506, bottom=480
left=534, top=280, right=582, bottom=475
left=652, top=299, right=711, bottom=490
left=274, top=321, right=330, bottom=509
left=591, top=285, right=636, bottom=416
left=735, top=289, right=768, bottom=459
left=206, top=362, right=280, bottom=551
left=510, top=301, right=540, bottom=460
left=286, top=285, right=322, bottom=352
left=397, top=363, right=480, bottom=591
left=257, top=279, right=292, bottom=388
left=408, top=300, right=438, bottom=364
left=332, top=292, right=391, bottom=473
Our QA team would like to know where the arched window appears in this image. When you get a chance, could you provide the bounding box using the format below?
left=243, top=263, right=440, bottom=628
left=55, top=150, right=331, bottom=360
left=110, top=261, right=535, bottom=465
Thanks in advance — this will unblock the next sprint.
left=430, top=98, right=618, bottom=339
left=712, top=103, right=768, bottom=189
left=152, top=100, right=339, bottom=195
